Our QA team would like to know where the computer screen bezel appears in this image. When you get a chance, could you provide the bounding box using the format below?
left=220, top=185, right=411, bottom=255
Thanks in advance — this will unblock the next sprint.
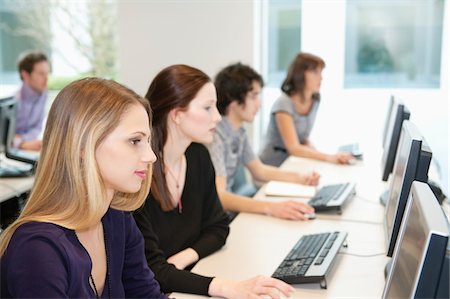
left=381, top=95, right=394, bottom=147
left=382, top=181, right=449, bottom=299
left=0, top=96, right=37, bottom=177
left=0, top=96, right=16, bottom=155
left=384, top=120, right=432, bottom=257
left=380, top=97, right=411, bottom=181
left=0, top=96, right=39, bottom=166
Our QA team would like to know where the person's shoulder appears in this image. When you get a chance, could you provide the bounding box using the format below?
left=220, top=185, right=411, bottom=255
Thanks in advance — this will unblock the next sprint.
left=13, top=85, right=24, bottom=101
left=15, top=221, right=67, bottom=239
left=103, top=208, right=133, bottom=229
left=3, top=222, right=72, bottom=288
left=272, top=93, right=293, bottom=111
left=186, top=143, right=214, bottom=170
left=105, top=207, right=125, bottom=218
left=214, top=118, right=230, bottom=139
left=278, top=93, right=293, bottom=105
left=7, top=222, right=69, bottom=256
left=187, top=143, right=209, bottom=157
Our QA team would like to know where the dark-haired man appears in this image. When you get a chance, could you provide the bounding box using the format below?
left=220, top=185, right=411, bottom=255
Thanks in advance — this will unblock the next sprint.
left=207, top=63, right=320, bottom=221
left=14, top=50, right=50, bottom=150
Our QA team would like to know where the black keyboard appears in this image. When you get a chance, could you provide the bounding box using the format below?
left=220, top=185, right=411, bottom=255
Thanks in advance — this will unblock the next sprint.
left=308, top=183, right=356, bottom=212
left=272, top=231, right=347, bottom=286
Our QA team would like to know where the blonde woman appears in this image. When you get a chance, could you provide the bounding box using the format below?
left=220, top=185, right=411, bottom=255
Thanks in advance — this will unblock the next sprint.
left=0, top=78, right=165, bottom=298
left=134, top=65, right=294, bottom=299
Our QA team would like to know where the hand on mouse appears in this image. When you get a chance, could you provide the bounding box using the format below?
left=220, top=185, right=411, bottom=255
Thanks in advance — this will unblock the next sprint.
left=303, top=212, right=316, bottom=220
left=327, top=152, right=353, bottom=164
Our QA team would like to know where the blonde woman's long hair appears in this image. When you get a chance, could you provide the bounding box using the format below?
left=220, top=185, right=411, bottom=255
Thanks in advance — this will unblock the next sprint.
left=0, top=78, right=153, bottom=256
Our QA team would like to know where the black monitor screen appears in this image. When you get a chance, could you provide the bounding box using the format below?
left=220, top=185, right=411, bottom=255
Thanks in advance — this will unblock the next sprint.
left=383, top=181, right=448, bottom=299
left=384, top=121, right=432, bottom=257
left=0, top=96, right=36, bottom=177
left=380, top=97, right=410, bottom=181
left=0, top=97, right=16, bottom=155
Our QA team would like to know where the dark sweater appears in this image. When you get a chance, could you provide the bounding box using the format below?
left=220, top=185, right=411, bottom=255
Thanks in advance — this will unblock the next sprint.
left=0, top=209, right=165, bottom=298
left=134, top=143, right=230, bottom=296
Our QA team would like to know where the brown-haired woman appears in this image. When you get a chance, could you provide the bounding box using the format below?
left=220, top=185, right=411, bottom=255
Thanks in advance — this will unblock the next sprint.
left=134, top=64, right=294, bottom=298
left=259, top=52, right=353, bottom=166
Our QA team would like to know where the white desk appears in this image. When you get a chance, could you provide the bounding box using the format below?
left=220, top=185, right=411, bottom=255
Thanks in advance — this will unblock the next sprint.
left=172, top=154, right=390, bottom=298
left=257, top=156, right=388, bottom=224
left=0, top=156, right=34, bottom=203
left=0, top=176, right=34, bottom=203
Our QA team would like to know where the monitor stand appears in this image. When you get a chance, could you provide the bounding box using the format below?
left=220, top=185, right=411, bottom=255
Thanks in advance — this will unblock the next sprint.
left=379, top=189, right=389, bottom=206
left=384, top=259, right=392, bottom=278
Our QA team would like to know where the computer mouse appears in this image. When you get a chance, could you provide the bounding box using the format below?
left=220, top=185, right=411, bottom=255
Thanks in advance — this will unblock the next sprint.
left=351, top=152, right=364, bottom=160
left=347, top=158, right=357, bottom=165
left=304, top=213, right=316, bottom=220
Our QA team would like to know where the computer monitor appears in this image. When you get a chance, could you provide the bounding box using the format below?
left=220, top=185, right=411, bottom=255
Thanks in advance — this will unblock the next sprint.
left=0, top=97, right=34, bottom=177
left=381, top=97, right=411, bottom=182
left=384, top=121, right=432, bottom=257
left=382, top=181, right=449, bottom=299
left=0, top=97, right=16, bottom=155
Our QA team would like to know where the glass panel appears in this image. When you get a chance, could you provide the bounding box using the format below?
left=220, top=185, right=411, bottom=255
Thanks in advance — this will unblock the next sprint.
left=0, top=0, right=118, bottom=89
left=267, top=0, right=301, bottom=87
left=345, top=0, right=444, bottom=88
left=0, top=0, right=49, bottom=85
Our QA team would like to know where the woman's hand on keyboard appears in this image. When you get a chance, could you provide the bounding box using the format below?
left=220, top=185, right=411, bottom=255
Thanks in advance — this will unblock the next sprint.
left=209, top=275, right=294, bottom=299
left=266, top=201, right=315, bottom=221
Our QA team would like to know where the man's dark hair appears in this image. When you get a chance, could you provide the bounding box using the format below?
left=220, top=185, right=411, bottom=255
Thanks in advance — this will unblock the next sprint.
left=215, top=62, right=264, bottom=115
left=17, top=51, right=49, bottom=80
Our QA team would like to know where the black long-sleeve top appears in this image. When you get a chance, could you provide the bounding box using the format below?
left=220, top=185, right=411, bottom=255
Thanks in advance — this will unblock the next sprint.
left=134, top=143, right=230, bottom=296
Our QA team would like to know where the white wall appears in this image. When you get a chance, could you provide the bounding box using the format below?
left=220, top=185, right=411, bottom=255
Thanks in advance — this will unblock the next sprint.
left=118, top=0, right=255, bottom=96
left=299, top=0, right=449, bottom=193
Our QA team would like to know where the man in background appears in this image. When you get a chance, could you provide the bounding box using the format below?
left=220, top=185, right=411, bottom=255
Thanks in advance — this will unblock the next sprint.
left=208, top=62, right=319, bottom=221
left=14, top=50, right=50, bottom=151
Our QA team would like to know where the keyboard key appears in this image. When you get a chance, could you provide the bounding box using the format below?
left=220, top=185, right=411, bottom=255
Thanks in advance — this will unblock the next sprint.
left=314, top=257, right=324, bottom=265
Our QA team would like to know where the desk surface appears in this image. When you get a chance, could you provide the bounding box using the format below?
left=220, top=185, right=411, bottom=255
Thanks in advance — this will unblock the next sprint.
left=172, top=153, right=390, bottom=298
left=0, top=156, right=34, bottom=203
left=0, top=176, right=33, bottom=203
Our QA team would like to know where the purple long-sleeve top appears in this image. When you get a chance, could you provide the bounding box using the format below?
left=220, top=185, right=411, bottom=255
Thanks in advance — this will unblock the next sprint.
left=14, top=83, right=47, bottom=145
left=0, top=208, right=166, bottom=298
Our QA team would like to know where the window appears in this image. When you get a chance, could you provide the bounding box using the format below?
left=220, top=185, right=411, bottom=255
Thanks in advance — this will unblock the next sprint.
left=256, top=0, right=302, bottom=151
left=0, top=0, right=50, bottom=85
left=266, top=0, right=302, bottom=87
left=345, top=0, right=444, bottom=88
left=0, top=0, right=118, bottom=90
